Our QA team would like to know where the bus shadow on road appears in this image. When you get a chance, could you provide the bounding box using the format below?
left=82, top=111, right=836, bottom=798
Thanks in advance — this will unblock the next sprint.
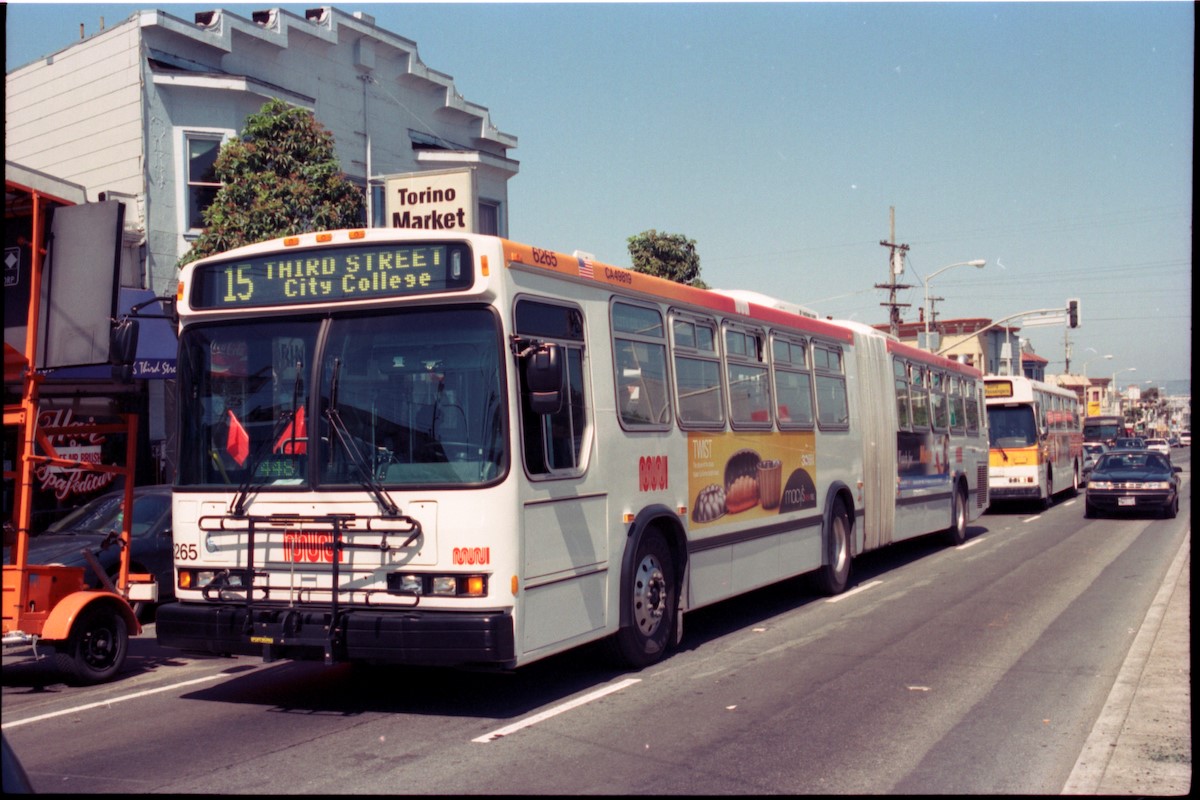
left=157, top=527, right=989, bottom=721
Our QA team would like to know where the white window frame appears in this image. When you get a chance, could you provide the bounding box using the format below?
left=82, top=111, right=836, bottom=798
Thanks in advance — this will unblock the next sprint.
left=175, top=127, right=234, bottom=241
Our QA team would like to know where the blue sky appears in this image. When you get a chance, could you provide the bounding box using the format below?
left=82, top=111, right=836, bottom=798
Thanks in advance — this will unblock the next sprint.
left=6, top=1, right=1193, bottom=389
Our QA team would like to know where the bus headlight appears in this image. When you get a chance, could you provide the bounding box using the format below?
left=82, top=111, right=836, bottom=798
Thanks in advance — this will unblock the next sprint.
left=387, top=572, right=487, bottom=597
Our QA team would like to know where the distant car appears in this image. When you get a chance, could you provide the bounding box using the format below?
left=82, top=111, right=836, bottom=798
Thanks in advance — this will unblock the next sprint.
left=1081, top=442, right=1107, bottom=486
left=1181, top=431, right=1192, bottom=446
left=2, top=486, right=174, bottom=618
left=1145, top=438, right=1171, bottom=457
left=1167, top=435, right=1180, bottom=448
left=1113, top=437, right=1147, bottom=450
left=1084, top=450, right=1181, bottom=519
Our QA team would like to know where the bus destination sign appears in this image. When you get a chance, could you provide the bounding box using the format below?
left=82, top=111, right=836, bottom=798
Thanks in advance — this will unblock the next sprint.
left=985, top=380, right=1014, bottom=399
left=190, top=242, right=473, bottom=309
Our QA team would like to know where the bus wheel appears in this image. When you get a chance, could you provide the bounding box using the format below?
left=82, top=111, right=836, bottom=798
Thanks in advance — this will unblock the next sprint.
left=812, top=502, right=851, bottom=596
left=52, top=605, right=129, bottom=685
left=943, top=487, right=968, bottom=547
left=611, top=531, right=675, bottom=669
left=1040, top=471, right=1053, bottom=510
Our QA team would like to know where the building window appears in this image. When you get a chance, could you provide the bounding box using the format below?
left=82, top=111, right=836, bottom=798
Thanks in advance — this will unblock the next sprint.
left=477, top=200, right=500, bottom=236
left=184, top=133, right=225, bottom=231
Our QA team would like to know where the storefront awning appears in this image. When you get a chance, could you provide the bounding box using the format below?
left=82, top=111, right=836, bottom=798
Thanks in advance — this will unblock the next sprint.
left=37, top=288, right=176, bottom=381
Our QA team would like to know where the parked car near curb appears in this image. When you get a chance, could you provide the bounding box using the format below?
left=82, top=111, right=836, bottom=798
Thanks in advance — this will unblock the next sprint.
left=1084, top=450, right=1181, bottom=519
left=2, top=485, right=174, bottom=619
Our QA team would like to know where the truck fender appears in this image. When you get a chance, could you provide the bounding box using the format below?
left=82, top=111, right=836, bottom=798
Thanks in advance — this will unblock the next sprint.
left=39, top=591, right=141, bottom=642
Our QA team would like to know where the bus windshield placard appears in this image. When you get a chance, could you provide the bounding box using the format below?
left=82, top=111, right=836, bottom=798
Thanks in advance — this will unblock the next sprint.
left=190, top=242, right=473, bottom=309
left=985, top=380, right=1014, bottom=399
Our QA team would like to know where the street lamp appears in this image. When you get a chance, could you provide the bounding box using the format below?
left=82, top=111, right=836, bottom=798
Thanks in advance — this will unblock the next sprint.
left=1110, top=367, right=1136, bottom=415
left=923, top=259, right=987, bottom=347
left=1081, top=352, right=1112, bottom=376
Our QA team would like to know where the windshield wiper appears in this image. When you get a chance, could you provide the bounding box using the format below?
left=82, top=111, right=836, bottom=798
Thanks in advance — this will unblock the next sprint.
left=324, top=358, right=400, bottom=516
left=230, top=364, right=305, bottom=517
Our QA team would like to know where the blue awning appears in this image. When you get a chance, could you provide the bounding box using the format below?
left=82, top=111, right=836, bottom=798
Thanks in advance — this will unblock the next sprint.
left=38, top=288, right=176, bottom=380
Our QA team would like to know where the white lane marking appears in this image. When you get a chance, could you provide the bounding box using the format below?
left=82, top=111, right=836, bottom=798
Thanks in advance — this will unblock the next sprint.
left=825, top=579, right=882, bottom=603
left=957, top=537, right=985, bottom=550
left=472, top=678, right=641, bottom=743
left=1024, top=514, right=1042, bottom=523
left=1, top=673, right=226, bottom=730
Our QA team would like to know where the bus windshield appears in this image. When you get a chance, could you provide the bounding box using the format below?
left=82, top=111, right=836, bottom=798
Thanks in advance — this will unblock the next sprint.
left=987, top=405, right=1039, bottom=448
left=177, top=307, right=506, bottom=489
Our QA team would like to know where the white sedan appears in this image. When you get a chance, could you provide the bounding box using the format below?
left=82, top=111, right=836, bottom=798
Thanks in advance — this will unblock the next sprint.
left=1145, top=438, right=1171, bottom=457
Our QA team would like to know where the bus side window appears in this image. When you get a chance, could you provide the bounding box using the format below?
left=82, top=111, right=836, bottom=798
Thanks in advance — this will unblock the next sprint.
left=772, top=337, right=814, bottom=428
left=965, top=381, right=981, bottom=433
left=948, top=376, right=966, bottom=433
left=813, top=343, right=849, bottom=429
left=930, top=370, right=949, bottom=431
left=515, top=299, right=589, bottom=477
left=893, top=359, right=911, bottom=430
left=672, top=314, right=724, bottom=428
left=725, top=325, right=771, bottom=429
left=611, top=302, right=671, bottom=429
left=910, top=365, right=930, bottom=430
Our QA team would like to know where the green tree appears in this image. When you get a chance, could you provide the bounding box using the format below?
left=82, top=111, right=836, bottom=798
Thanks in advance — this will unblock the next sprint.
left=177, top=99, right=365, bottom=267
left=627, top=229, right=708, bottom=289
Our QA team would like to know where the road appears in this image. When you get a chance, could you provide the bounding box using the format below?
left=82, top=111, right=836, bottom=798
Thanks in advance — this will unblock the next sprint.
left=3, top=451, right=1189, bottom=794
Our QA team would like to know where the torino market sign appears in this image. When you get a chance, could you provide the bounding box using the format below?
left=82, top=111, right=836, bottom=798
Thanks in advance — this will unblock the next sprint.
left=385, top=168, right=476, bottom=232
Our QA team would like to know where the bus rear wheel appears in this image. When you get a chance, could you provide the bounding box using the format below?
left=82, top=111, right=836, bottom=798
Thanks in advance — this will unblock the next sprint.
left=943, top=487, right=968, bottom=546
left=610, top=531, right=676, bottom=670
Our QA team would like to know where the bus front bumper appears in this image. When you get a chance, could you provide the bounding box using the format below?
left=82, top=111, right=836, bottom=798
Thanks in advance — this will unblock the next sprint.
left=988, top=484, right=1042, bottom=499
left=155, top=602, right=516, bottom=668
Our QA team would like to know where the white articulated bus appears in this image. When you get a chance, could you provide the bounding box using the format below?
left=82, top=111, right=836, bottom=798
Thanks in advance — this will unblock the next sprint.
left=984, top=375, right=1083, bottom=507
left=156, top=229, right=989, bottom=670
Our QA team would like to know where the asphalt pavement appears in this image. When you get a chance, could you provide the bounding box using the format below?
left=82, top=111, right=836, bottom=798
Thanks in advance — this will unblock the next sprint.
left=1062, top=527, right=1191, bottom=795
left=4, top=525, right=1191, bottom=795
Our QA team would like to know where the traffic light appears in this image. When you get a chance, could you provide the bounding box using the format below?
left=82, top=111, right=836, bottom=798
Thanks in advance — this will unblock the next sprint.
left=1067, top=298, right=1080, bottom=328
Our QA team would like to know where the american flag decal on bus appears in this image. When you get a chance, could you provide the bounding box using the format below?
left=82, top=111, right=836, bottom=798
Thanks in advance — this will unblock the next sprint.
left=577, top=255, right=593, bottom=279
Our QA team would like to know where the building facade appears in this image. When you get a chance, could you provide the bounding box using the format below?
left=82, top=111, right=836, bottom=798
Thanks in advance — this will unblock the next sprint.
left=5, top=5, right=518, bottom=499
left=6, top=6, right=518, bottom=301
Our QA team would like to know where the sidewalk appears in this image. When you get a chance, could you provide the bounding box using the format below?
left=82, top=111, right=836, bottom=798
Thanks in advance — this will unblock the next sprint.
left=1063, top=529, right=1191, bottom=795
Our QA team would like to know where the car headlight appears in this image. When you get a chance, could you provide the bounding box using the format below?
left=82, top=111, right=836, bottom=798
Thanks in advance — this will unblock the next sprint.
left=1143, top=481, right=1171, bottom=490
left=1089, top=481, right=1115, bottom=490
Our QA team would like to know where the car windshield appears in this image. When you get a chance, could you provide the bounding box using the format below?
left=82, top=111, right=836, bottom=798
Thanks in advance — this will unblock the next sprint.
left=46, top=492, right=170, bottom=536
left=1098, top=452, right=1170, bottom=472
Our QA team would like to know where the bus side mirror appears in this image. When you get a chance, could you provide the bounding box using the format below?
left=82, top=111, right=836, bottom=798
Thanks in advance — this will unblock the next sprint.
left=525, top=343, right=563, bottom=415
left=109, top=317, right=140, bottom=382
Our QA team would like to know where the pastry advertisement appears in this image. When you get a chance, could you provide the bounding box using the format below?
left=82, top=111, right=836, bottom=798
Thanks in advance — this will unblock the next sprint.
left=687, top=431, right=816, bottom=526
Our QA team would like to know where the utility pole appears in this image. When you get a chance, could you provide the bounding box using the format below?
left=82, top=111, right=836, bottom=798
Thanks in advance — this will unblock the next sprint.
left=1063, top=325, right=1072, bottom=375
left=876, top=207, right=911, bottom=338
